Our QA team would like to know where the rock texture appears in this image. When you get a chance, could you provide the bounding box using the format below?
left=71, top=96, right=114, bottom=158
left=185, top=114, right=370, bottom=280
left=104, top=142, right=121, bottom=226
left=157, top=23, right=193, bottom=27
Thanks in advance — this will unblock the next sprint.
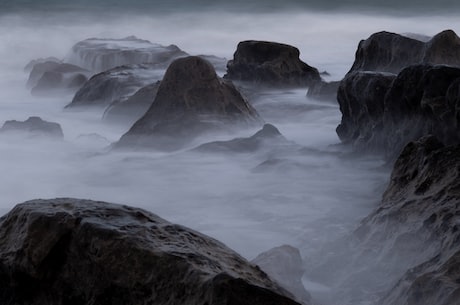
left=194, top=124, right=289, bottom=153
left=65, top=36, right=188, bottom=72
left=225, top=40, right=321, bottom=87
left=117, top=56, right=261, bottom=150
left=27, top=61, right=89, bottom=95
left=348, top=29, right=460, bottom=75
left=337, top=64, right=460, bottom=158
left=0, top=198, right=303, bottom=305
left=0, top=116, right=64, bottom=139
left=253, top=245, right=312, bottom=305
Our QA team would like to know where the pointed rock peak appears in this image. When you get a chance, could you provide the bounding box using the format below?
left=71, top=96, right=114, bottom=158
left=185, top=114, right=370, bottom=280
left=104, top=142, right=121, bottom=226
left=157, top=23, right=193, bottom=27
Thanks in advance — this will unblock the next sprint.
left=252, top=124, right=283, bottom=139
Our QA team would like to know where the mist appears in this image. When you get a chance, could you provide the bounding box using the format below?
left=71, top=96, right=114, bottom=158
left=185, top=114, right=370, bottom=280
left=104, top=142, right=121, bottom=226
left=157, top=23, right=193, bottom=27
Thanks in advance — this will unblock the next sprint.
left=0, top=3, right=459, bottom=305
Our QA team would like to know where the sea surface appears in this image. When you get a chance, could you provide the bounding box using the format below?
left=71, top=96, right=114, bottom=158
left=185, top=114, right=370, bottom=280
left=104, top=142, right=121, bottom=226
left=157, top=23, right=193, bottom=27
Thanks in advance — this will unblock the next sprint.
left=0, top=1, right=459, bottom=304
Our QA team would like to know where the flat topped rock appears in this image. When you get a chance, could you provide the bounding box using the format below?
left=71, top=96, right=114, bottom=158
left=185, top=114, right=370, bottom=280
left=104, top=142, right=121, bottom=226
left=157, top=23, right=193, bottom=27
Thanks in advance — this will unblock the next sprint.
left=0, top=198, right=303, bottom=305
left=116, top=56, right=261, bottom=150
left=225, top=40, right=321, bottom=87
left=0, top=116, right=64, bottom=139
left=66, top=36, right=188, bottom=72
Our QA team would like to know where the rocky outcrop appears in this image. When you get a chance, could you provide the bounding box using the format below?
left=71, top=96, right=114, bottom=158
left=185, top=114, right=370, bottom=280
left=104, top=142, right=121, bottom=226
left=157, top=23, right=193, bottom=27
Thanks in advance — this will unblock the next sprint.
left=0, top=198, right=303, bottom=305
left=65, top=64, right=163, bottom=109
left=116, top=56, right=261, bottom=150
left=0, top=116, right=64, bottom=139
left=348, top=29, right=460, bottom=75
left=194, top=124, right=289, bottom=153
left=65, top=36, right=188, bottom=72
left=27, top=61, right=89, bottom=95
left=337, top=64, right=460, bottom=157
left=253, top=245, right=312, bottom=305
left=306, top=80, right=340, bottom=102
left=103, top=81, right=161, bottom=125
left=225, top=40, right=321, bottom=87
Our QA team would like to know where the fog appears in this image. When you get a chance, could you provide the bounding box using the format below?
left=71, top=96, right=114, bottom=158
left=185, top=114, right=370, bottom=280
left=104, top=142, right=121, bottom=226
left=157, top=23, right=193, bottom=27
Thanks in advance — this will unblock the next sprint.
left=0, top=4, right=459, bottom=305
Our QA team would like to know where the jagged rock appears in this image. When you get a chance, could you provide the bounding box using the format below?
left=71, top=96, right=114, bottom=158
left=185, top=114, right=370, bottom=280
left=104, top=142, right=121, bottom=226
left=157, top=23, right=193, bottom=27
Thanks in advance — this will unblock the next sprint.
left=0, top=198, right=304, bottom=305
left=0, top=116, right=64, bottom=139
left=194, top=124, right=288, bottom=153
left=336, top=71, right=396, bottom=152
left=65, top=36, right=188, bottom=72
left=225, top=40, right=321, bottom=87
left=348, top=29, right=460, bottom=75
left=103, top=81, right=161, bottom=126
left=65, top=64, right=164, bottom=109
left=27, top=61, right=89, bottom=95
left=252, top=245, right=312, bottom=305
left=116, top=56, right=261, bottom=151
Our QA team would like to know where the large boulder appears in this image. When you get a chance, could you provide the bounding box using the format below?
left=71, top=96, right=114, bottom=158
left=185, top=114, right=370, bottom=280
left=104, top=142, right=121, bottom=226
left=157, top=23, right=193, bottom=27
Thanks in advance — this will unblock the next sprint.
left=0, top=198, right=304, bottom=305
left=27, top=61, right=89, bottom=95
left=347, top=29, right=460, bottom=75
left=65, top=36, right=188, bottom=72
left=0, top=116, right=64, bottom=139
left=116, top=56, right=261, bottom=150
left=225, top=40, right=321, bottom=87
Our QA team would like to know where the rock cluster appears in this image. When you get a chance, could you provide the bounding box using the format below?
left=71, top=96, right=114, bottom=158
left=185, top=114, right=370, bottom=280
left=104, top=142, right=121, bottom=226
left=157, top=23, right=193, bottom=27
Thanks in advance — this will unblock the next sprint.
left=0, top=198, right=303, bottom=305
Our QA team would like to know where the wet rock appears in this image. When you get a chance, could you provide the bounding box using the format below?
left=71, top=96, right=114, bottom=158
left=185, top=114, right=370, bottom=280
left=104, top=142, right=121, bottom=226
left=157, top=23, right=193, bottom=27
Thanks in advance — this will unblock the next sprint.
left=225, top=40, right=321, bottom=87
left=65, top=63, right=164, bottom=109
left=27, top=61, right=89, bottom=95
left=194, top=124, right=289, bottom=153
left=0, top=198, right=303, bottom=305
left=65, top=36, right=188, bottom=72
left=103, top=81, right=161, bottom=126
left=0, top=116, right=64, bottom=139
left=116, top=56, right=261, bottom=151
left=252, top=245, right=312, bottom=305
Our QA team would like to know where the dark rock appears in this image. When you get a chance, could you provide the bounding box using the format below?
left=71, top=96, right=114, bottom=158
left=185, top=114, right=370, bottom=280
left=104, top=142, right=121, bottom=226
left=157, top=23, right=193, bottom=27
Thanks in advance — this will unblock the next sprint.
left=225, top=40, right=321, bottom=87
left=0, top=198, right=303, bottom=305
left=252, top=245, right=312, bottom=305
left=116, top=56, right=261, bottom=151
left=348, top=29, right=460, bottom=75
left=65, top=64, right=164, bottom=109
left=194, top=124, right=289, bottom=153
left=65, top=36, right=188, bottom=72
left=0, top=116, right=64, bottom=139
left=103, top=81, right=161, bottom=126
left=306, top=80, right=341, bottom=101
left=27, top=61, right=89, bottom=95
left=336, top=71, right=396, bottom=152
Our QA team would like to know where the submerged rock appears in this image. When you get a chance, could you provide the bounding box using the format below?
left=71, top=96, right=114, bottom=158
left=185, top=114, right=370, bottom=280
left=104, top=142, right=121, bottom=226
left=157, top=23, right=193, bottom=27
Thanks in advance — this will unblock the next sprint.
left=253, top=245, right=312, bottom=305
left=65, top=36, right=188, bottom=72
left=0, top=198, right=303, bottom=305
left=225, top=40, right=321, bottom=87
left=0, top=116, right=64, bottom=139
left=116, top=56, right=261, bottom=150
left=195, top=124, right=289, bottom=153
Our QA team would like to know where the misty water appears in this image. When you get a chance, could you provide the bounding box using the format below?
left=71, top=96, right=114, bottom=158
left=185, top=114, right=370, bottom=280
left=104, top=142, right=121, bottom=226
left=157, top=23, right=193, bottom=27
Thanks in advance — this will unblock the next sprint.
left=0, top=2, right=459, bottom=305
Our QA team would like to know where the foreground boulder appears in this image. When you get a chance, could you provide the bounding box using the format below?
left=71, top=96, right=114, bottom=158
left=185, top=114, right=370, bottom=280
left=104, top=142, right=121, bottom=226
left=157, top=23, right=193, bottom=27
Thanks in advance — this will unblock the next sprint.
left=0, top=198, right=303, bottom=305
left=116, top=56, right=261, bottom=150
left=225, top=40, right=321, bottom=87
left=0, top=116, right=64, bottom=139
left=348, top=29, right=460, bottom=75
left=65, top=36, right=188, bottom=72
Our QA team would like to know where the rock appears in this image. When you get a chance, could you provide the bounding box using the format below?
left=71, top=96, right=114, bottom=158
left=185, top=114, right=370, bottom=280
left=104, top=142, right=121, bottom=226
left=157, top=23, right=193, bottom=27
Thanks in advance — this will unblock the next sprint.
left=348, top=29, right=460, bottom=75
left=0, top=116, right=64, bottom=139
left=27, top=61, right=89, bottom=95
left=306, top=80, right=341, bottom=101
left=116, top=56, right=261, bottom=151
left=252, top=245, right=312, bottom=305
left=24, top=57, right=60, bottom=72
left=194, top=124, right=289, bottom=153
left=336, top=71, right=396, bottom=152
left=225, top=40, right=321, bottom=87
left=65, top=36, right=188, bottom=72
left=65, top=63, right=164, bottom=109
left=103, top=81, right=161, bottom=126
left=0, top=198, right=303, bottom=305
